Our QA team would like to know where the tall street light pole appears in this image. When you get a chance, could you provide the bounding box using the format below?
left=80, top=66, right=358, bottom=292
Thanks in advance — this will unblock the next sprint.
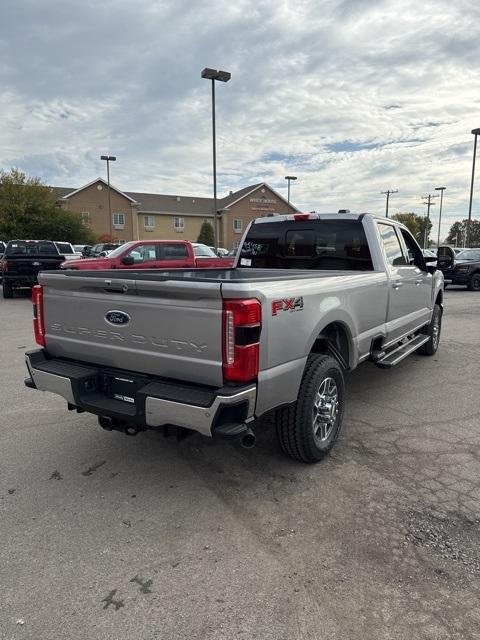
left=434, top=186, right=446, bottom=247
left=201, top=68, right=231, bottom=251
left=101, top=155, right=116, bottom=239
left=466, top=128, right=480, bottom=248
left=285, top=176, right=297, bottom=204
left=381, top=189, right=398, bottom=218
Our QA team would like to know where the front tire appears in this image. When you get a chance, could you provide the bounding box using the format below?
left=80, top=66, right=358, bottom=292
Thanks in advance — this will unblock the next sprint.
left=419, top=303, right=442, bottom=355
left=467, top=273, right=480, bottom=291
left=2, top=281, right=13, bottom=298
left=276, top=354, right=345, bottom=463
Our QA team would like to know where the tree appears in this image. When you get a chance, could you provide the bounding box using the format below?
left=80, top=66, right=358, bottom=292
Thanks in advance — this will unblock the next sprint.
left=445, top=219, right=480, bottom=247
left=197, top=220, right=215, bottom=246
left=391, top=212, right=433, bottom=246
left=0, top=169, right=96, bottom=244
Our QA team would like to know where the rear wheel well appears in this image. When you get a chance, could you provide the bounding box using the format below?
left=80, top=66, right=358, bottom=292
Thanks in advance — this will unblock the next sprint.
left=310, top=322, right=351, bottom=370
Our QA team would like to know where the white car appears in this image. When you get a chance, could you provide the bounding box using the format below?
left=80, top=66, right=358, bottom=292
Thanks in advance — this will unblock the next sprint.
left=53, top=241, right=82, bottom=260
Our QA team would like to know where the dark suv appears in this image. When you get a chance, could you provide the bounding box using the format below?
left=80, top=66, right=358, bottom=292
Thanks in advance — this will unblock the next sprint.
left=84, top=243, right=120, bottom=258
left=437, top=247, right=480, bottom=291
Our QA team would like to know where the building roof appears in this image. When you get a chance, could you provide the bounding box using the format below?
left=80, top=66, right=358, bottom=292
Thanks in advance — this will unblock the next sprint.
left=58, top=178, right=138, bottom=203
left=55, top=181, right=298, bottom=215
left=124, top=191, right=215, bottom=215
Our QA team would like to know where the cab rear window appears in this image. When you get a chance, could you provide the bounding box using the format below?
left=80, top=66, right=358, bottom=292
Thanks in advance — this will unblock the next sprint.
left=240, top=219, right=373, bottom=270
left=6, top=241, right=59, bottom=256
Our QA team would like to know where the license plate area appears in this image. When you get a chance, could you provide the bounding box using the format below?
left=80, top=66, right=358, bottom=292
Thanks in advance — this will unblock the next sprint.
left=103, top=373, right=147, bottom=405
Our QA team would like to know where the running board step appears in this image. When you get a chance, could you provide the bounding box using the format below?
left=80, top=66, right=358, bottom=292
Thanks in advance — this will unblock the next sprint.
left=374, top=335, right=430, bottom=369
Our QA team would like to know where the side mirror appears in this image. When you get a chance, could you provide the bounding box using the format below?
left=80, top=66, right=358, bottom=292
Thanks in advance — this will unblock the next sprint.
left=427, top=264, right=437, bottom=274
left=121, top=255, right=135, bottom=265
left=437, top=245, right=455, bottom=269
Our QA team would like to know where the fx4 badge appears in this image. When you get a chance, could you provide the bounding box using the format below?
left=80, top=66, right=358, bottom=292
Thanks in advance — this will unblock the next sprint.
left=271, top=297, right=304, bottom=316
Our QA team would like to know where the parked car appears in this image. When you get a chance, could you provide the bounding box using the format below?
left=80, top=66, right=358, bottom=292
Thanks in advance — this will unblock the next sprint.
left=422, top=249, right=437, bottom=259
left=88, top=243, right=121, bottom=258
left=437, top=246, right=480, bottom=291
left=59, top=240, right=234, bottom=270
left=24, top=213, right=443, bottom=462
left=53, top=241, right=82, bottom=260
left=0, top=241, right=5, bottom=283
left=2, top=240, right=65, bottom=298
left=208, top=246, right=229, bottom=257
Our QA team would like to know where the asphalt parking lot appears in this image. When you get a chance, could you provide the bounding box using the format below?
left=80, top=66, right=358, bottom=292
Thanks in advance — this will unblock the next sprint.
left=1, top=288, right=479, bottom=640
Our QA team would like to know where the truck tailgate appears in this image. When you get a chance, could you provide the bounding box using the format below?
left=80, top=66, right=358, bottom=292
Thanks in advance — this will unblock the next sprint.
left=6, top=256, right=64, bottom=276
left=39, top=272, right=224, bottom=387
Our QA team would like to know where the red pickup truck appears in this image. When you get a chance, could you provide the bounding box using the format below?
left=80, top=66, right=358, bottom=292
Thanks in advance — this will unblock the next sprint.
left=60, top=240, right=234, bottom=270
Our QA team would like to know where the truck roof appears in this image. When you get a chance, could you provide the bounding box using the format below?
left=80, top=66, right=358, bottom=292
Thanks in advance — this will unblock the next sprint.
left=252, top=212, right=405, bottom=226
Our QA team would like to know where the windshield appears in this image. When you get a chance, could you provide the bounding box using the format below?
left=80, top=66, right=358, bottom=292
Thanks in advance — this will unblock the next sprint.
left=193, top=244, right=216, bottom=257
left=456, top=249, right=480, bottom=261
left=107, top=242, right=136, bottom=258
left=55, top=242, right=73, bottom=254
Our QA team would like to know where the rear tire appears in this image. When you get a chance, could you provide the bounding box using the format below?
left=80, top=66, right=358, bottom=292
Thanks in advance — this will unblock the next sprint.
left=2, top=281, right=13, bottom=299
left=419, top=303, right=442, bottom=355
left=276, top=354, right=345, bottom=463
left=467, top=273, right=480, bottom=291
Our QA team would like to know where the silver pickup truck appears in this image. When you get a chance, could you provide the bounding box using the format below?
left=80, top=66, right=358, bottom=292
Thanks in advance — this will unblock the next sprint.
left=25, top=213, right=443, bottom=462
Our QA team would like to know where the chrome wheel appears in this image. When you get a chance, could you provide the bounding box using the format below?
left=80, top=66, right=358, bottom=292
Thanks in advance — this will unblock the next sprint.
left=312, top=377, right=339, bottom=443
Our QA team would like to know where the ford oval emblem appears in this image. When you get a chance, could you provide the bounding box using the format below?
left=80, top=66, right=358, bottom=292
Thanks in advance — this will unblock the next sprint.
left=105, top=310, right=131, bottom=326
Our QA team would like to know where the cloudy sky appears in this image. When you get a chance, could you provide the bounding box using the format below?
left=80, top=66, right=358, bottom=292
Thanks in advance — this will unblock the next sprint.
left=1, top=0, right=480, bottom=239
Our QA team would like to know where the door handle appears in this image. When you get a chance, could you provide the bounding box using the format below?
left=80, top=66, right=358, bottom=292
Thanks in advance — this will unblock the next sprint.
left=415, top=278, right=423, bottom=286
left=392, top=282, right=403, bottom=290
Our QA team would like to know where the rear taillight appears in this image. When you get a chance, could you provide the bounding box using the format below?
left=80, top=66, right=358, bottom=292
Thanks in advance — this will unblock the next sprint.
left=222, top=299, right=261, bottom=383
left=32, top=284, right=46, bottom=347
left=1, top=259, right=6, bottom=273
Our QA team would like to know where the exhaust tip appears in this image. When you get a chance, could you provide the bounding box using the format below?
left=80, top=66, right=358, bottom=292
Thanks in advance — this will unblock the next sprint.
left=241, top=430, right=256, bottom=449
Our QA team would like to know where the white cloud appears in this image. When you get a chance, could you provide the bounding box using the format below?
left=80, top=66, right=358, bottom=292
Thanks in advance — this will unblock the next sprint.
left=1, top=0, right=480, bottom=239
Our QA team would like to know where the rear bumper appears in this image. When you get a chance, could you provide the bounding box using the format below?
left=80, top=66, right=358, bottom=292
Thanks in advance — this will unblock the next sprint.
left=25, top=349, right=257, bottom=438
left=4, top=275, right=38, bottom=286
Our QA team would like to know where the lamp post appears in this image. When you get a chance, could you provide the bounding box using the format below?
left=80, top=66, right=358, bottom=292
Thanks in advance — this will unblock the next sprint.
left=100, top=155, right=116, bottom=238
left=466, top=128, right=480, bottom=248
left=201, top=67, right=231, bottom=251
left=285, top=176, right=297, bottom=204
left=434, top=186, right=446, bottom=247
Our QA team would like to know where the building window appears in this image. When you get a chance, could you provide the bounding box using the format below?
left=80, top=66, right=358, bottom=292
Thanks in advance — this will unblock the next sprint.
left=113, top=213, right=125, bottom=229
left=233, top=218, right=243, bottom=233
left=144, top=215, right=155, bottom=231
left=81, top=211, right=90, bottom=227
left=174, top=216, right=185, bottom=232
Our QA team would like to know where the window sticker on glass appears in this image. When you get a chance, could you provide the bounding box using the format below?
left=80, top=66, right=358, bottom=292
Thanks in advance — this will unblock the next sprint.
left=240, top=258, right=252, bottom=266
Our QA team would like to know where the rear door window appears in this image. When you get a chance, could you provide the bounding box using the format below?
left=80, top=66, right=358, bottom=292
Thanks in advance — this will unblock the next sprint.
left=161, top=243, right=189, bottom=259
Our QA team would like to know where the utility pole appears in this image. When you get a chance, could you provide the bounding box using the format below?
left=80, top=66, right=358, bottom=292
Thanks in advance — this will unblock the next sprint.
left=421, top=194, right=438, bottom=249
left=381, top=189, right=398, bottom=218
